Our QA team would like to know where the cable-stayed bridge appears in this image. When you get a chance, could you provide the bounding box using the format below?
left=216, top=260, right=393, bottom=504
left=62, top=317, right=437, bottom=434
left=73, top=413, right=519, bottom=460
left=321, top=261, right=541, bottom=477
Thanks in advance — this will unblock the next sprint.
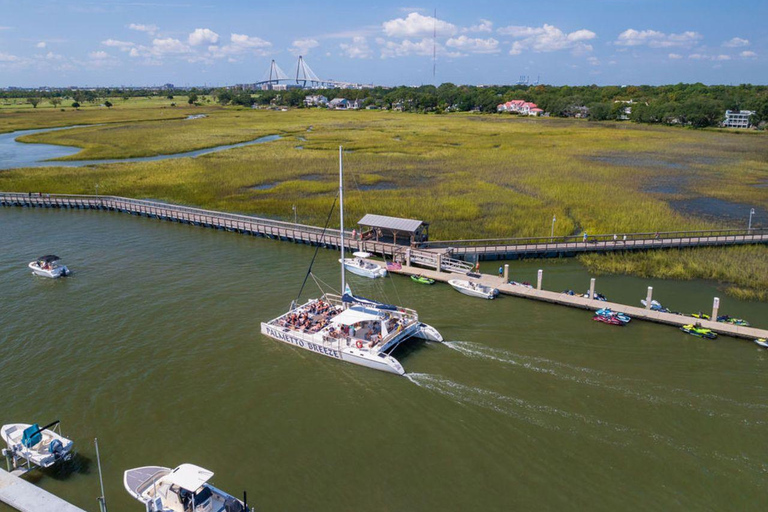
left=239, top=56, right=372, bottom=90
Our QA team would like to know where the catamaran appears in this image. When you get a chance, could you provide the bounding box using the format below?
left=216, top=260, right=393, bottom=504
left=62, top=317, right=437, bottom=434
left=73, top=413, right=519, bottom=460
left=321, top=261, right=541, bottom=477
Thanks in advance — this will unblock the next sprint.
left=261, top=147, right=442, bottom=375
left=29, top=255, right=70, bottom=278
left=124, top=463, right=249, bottom=512
left=1, top=421, right=74, bottom=469
left=341, top=251, right=387, bottom=279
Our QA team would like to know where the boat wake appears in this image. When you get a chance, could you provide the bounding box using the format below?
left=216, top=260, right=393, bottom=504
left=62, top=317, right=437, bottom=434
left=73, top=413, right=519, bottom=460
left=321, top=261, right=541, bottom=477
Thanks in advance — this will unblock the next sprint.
left=405, top=372, right=767, bottom=476
left=443, top=341, right=767, bottom=425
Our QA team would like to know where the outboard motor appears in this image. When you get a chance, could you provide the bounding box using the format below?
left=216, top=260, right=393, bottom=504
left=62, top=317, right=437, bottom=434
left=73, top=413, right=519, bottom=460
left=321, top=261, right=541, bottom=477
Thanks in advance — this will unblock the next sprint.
left=224, top=497, right=245, bottom=512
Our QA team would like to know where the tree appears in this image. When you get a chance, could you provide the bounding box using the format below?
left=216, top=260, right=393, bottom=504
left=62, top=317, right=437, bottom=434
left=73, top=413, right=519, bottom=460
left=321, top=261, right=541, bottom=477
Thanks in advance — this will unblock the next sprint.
left=26, top=97, right=41, bottom=108
left=588, top=102, right=611, bottom=121
left=71, top=102, right=80, bottom=109
left=167, top=94, right=174, bottom=100
left=104, top=100, right=113, bottom=108
left=188, top=93, right=198, bottom=105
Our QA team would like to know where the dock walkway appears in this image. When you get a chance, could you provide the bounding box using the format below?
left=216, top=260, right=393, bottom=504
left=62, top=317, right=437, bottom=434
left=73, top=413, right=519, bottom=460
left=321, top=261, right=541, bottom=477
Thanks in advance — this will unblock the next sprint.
left=0, top=468, right=86, bottom=512
left=386, top=263, right=768, bottom=341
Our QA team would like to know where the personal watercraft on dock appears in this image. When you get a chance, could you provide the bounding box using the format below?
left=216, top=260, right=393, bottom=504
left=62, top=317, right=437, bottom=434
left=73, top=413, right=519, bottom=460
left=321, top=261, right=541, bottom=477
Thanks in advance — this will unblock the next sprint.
left=680, top=324, right=717, bottom=339
left=641, top=299, right=671, bottom=313
left=691, top=312, right=710, bottom=320
left=593, top=314, right=624, bottom=326
left=595, top=308, right=631, bottom=324
left=583, top=291, right=607, bottom=301
left=717, top=315, right=750, bottom=327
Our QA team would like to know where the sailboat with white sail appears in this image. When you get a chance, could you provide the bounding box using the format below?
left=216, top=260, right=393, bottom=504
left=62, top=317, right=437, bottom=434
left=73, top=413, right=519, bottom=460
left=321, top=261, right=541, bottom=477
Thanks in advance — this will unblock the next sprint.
left=260, top=147, right=442, bottom=375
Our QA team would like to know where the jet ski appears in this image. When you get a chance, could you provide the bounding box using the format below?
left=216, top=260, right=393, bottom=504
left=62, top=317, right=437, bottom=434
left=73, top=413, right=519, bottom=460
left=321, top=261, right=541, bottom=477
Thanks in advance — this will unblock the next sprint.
left=410, top=275, right=435, bottom=285
left=717, top=315, right=750, bottom=327
left=680, top=324, right=717, bottom=339
left=596, top=308, right=631, bottom=324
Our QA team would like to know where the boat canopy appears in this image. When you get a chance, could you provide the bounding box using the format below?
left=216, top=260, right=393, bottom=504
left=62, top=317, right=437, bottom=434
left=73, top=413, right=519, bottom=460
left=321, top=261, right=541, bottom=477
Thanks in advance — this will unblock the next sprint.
left=37, top=255, right=61, bottom=263
left=167, top=464, right=214, bottom=492
left=352, top=251, right=372, bottom=258
left=342, top=292, right=398, bottom=311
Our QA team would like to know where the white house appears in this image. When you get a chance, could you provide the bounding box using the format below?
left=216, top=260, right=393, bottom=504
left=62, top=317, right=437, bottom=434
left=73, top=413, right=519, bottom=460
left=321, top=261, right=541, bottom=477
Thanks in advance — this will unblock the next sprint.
left=723, top=110, right=754, bottom=129
left=304, top=95, right=328, bottom=107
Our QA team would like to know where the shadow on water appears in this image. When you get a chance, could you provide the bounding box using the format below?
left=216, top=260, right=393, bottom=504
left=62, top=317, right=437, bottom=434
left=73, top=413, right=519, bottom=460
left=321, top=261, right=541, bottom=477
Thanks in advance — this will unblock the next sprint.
left=20, top=453, right=92, bottom=484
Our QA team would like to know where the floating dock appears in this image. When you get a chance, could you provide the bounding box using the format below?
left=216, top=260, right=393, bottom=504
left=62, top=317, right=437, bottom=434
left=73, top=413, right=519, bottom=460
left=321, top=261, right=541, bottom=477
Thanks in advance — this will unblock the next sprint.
left=0, top=468, right=86, bottom=512
left=384, top=262, right=768, bottom=341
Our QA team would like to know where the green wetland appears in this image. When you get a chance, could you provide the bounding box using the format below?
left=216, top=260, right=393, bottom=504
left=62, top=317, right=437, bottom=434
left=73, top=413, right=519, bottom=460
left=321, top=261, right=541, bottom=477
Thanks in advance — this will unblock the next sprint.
left=1, top=208, right=768, bottom=511
left=1, top=108, right=766, bottom=300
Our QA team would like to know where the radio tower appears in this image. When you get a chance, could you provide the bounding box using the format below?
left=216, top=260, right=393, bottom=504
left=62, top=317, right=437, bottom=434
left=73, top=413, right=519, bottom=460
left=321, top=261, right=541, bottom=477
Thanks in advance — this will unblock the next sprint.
left=432, top=8, right=437, bottom=79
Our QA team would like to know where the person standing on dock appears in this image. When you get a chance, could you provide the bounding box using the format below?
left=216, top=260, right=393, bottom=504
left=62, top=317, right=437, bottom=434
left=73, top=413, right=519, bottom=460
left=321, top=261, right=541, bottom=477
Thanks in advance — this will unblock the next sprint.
left=498, top=266, right=503, bottom=277
left=583, top=232, right=588, bottom=243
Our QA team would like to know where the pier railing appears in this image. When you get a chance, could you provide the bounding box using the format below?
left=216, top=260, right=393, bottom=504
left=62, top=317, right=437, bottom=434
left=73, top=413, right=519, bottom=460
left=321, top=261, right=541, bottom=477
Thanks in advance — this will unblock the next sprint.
left=423, top=227, right=768, bottom=258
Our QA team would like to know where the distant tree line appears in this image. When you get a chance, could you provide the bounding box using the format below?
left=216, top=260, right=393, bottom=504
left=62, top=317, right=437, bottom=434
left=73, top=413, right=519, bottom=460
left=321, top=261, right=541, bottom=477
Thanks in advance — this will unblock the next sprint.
left=4, top=83, right=768, bottom=128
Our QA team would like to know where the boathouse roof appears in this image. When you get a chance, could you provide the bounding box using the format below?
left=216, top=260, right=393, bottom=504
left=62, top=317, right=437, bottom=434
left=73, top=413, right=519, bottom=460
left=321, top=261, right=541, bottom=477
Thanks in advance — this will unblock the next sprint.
left=357, top=214, right=426, bottom=233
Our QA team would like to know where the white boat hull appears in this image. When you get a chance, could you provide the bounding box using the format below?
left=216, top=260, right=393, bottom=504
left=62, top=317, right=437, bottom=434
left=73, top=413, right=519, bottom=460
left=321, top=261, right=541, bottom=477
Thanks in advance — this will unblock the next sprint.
left=28, top=262, right=69, bottom=278
left=261, top=322, right=407, bottom=375
left=448, top=279, right=498, bottom=300
left=755, top=339, right=768, bottom=349
left=341, top=259, right=387, bottom=279
left=1, top=423, right=74, bottom=468
left=415, top=323, right=443, bottom=342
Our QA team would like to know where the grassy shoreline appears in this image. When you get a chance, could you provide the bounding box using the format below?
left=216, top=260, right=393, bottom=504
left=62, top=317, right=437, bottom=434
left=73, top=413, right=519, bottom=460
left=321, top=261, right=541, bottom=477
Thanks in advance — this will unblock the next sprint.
left=1, top=107, right=766, bottom=300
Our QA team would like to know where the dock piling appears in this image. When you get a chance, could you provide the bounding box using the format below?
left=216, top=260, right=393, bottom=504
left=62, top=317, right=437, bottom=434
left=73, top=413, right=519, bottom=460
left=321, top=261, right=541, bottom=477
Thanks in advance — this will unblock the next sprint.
left=712, top=297, right=720, bottom=321
left=537, top=269, right=543, bottom=290
left=503, top=264, right=509, bottom=282
left=646, top=287, right=653, bottom=309
left=589, top=278, right=596, bottom=301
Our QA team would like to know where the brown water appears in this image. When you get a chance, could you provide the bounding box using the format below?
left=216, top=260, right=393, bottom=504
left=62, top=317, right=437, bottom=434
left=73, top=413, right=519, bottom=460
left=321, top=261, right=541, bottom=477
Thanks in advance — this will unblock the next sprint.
left=1, top=208, right=767, bottom=511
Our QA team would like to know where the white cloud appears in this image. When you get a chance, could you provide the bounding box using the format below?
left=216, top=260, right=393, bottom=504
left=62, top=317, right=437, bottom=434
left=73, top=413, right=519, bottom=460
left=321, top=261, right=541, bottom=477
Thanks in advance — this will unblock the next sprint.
left=290, top=38, right=319, bottom=56
left=587, top=56, right=600, bottom=66
left=45, top=51, right=65, bottom=61
left=500, top=24, right=596, bottom=55
left=102, top=39, right=135, bottom=50
left=466, top=19, right=493, bottom=33
left=151, top=37, right=189, bottom=54
left=377, top=37, right=460, bottom=59
left=36, top=41, right=46, bottom=48
left=723, top=37, right=749, bottom=48
left=0, top=51, right=19, bottom=62
left=89, top=50, right=110, bottom=59
left=668, top=53, right=683, bottom=59
left=188, top=28, right=219, bottom=46
left=128, top=23, right=159, bottom=35
left=740, top=50, right=757, bottom=58
left=688, top=53, right=731, bottom=61
left=340, top=37, right=372, bottom=59
left=445, top=35, right=499, bottom=54
left=383, top=12, right=457, bottom=38
left=206, top=33, right=272, bottom=60
left=615, top=29, right=702, bottom=48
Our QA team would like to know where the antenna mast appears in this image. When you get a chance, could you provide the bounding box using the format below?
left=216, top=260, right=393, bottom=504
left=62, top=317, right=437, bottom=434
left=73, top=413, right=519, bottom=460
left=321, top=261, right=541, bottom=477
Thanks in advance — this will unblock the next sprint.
left=432, top=8, right=437, bottom=79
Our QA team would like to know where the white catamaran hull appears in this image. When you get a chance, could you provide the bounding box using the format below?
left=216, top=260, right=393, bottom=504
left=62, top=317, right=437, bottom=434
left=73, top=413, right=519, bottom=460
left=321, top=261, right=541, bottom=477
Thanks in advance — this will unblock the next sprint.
left=260, top=322, right=423, bottom=375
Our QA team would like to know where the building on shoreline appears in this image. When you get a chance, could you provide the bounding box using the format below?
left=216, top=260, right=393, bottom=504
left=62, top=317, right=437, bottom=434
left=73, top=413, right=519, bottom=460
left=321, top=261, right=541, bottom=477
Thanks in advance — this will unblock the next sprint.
left=723, top=110, right=755, bottom=128
left=496, top=99, right=545, bottom=116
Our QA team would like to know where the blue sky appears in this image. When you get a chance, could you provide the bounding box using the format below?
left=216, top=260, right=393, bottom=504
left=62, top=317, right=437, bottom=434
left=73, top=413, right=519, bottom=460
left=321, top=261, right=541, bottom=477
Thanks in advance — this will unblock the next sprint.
left=0, top=0, right=765, bottom=87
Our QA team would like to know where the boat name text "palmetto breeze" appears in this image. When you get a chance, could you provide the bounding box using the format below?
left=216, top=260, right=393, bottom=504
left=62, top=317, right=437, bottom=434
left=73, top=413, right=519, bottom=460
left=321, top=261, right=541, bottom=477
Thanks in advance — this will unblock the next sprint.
left=266, top=327, right=342, bottom=359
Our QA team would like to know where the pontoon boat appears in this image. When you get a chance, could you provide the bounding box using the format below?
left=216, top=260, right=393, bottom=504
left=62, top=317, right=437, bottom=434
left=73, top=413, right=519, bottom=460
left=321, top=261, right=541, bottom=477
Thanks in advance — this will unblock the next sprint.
left=124, top=463, right=248, bottom=512
left=29, top=255, right=70, bottom=278
left=1, top=421, right=73, bottom=469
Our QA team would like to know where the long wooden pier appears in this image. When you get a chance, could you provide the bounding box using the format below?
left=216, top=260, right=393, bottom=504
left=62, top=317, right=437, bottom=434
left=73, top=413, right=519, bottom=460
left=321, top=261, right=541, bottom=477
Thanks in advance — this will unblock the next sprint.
left=2, top=192, right=766, bottom=265
left=0, top=468, right=87, bottom=512
left=382, top=262, right=768, bottom=341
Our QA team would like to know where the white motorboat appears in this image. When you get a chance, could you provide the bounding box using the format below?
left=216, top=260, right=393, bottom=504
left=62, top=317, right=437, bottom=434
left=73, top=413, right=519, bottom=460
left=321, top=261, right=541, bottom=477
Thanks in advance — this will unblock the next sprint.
left=124, top=463, right=249, bottom=512
left=755, top=338, right=768, bottom=349
left=29, top=255, right=70, bottom=278
left=341, top=251, right=387, bottom=279
left=1, top=421, right=73, bottom=469
left=261, top=147, right=442, bottom=375
left=448, top=279, right=498, bottom=299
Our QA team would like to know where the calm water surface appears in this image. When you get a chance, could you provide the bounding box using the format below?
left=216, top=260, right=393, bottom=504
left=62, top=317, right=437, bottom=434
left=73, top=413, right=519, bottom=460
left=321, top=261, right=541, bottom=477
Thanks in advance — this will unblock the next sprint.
left=1, top=208, right=767, bottom=511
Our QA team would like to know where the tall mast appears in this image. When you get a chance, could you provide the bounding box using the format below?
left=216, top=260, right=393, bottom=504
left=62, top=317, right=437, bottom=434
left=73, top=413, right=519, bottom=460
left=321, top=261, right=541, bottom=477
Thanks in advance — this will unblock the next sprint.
left=339, top=146, right=346, bottom=293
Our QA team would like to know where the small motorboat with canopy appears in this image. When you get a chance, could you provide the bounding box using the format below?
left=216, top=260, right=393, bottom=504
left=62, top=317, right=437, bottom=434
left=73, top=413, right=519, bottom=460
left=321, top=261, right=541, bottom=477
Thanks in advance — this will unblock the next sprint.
left=341, top=251, right=387, bottom=279
left=1, top=421, right=73, bottom=470
left=124, top=463, right=249, bottom=512
left=29, top=255, right=70, bottom=278
left=261, top=147, right=442, bottom=375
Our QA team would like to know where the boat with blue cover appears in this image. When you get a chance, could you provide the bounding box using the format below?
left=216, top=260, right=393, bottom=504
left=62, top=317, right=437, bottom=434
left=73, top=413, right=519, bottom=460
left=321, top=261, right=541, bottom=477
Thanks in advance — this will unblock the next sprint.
left=1, top=421, right=73, bottom=469
left=595, top=308, right=631, bottom=324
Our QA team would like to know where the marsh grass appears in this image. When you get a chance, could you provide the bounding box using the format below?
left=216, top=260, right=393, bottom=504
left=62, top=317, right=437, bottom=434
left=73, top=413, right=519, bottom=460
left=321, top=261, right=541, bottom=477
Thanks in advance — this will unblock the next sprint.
left=1, top=109, right=767, bottom=299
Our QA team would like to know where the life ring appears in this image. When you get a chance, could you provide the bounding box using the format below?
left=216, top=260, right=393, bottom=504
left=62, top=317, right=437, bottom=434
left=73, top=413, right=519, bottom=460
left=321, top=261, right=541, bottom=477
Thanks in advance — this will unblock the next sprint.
left=356, top=340, right=363, bottom=349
